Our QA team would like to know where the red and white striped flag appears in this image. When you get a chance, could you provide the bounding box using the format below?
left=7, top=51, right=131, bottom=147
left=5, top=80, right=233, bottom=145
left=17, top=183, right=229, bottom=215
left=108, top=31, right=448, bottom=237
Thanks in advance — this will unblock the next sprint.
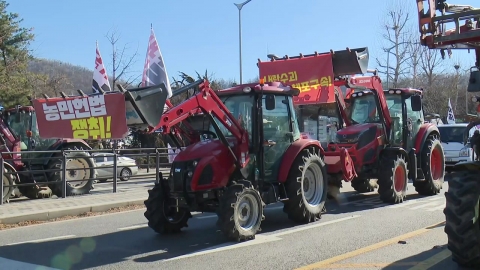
left=92, top=42, right=111, bottom=93
left=141, top=25, right=172, bottom=105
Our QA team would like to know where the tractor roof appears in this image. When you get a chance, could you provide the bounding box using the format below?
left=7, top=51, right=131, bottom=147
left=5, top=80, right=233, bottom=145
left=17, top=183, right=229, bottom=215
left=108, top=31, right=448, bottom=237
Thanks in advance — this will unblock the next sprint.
left=385, top=88, right=423, bottom=96
left=216, top=82, right=299, bottom=97
left=6, top=106, right=34, bottom=113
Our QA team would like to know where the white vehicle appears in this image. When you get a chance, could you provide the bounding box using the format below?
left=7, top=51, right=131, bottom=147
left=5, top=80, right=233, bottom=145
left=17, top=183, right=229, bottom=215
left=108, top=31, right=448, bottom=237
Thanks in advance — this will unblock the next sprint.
left=92, top=152, right=139, bottom=182
left=437, top=123, right=475, bottom=171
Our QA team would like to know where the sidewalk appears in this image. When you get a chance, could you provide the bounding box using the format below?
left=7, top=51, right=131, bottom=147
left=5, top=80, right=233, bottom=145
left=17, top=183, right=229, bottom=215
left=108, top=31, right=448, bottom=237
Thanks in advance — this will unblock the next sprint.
left=0, top=188, right=149, bottom=224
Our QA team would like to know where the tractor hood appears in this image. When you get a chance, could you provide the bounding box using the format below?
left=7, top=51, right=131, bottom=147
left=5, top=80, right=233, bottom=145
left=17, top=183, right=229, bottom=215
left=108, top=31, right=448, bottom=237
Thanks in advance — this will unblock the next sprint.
left=173, top=138, right=237, bottom=162
left=336, top=123, right=378, bottom=143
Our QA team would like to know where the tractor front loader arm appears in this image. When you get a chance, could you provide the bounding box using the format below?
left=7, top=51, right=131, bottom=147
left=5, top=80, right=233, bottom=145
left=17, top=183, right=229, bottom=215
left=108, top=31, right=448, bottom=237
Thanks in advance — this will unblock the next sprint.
left=153, top=80, right=250, bottom=169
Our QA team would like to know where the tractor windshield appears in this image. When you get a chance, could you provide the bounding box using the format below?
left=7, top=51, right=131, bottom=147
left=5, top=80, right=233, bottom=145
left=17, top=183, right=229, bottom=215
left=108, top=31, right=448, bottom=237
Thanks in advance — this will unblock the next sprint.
left=7, top=111, right=57, bottom=152
left=348, top=94, right=381, bottom=124
left=209, top=95, right=254, bottom=142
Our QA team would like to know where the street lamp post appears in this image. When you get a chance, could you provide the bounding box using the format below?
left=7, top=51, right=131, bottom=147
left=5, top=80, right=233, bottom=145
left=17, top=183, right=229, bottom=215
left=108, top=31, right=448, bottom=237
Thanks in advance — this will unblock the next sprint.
left=234, top=0, right=252, bottom=85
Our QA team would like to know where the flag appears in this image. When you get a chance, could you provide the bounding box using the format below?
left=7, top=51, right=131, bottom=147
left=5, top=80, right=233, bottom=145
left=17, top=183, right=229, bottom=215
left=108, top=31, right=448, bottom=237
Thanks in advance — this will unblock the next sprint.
left=92, top=42, right=111, bottom=93
left=142, top=25, right=178, bottom=160
left=141, top=25, right=172, bottom=109
left=447, top=98, right=456, bottom=124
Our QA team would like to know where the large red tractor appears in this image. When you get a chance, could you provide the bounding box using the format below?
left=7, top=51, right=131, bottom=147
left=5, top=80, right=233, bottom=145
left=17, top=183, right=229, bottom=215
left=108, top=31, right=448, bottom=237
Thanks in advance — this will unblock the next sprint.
left=144, top=80, right=330, bottom=241
left=326, top=76, right=445, bottom=204
left=415, top=0, right=480, bottom=267
left=1, top=105, right=96, bottom=200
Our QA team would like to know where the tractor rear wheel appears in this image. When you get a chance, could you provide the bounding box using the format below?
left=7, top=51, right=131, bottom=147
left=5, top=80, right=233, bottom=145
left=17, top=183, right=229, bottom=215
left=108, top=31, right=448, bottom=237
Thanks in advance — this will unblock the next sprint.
left=283, top=148, right=328, bottom=223
left=444, top=171, right=480, bottom=268
left=414, top=135, right=445, bottom=195
left=216, top=180, right=264, bottom=242
left=377, top=154, right=408, bottom=204
left=144, top=182, right=191, bottom=234
left=351, top=178, right=378, bottom=193
left=48, top=151, right=96, bottom=197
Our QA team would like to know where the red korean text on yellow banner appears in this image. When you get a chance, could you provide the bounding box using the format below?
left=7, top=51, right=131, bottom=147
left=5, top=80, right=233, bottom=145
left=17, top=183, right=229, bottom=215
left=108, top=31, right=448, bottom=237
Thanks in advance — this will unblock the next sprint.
left=32, top=93, right=129, bottom=140
left=258, top=54, right=335, bottom=105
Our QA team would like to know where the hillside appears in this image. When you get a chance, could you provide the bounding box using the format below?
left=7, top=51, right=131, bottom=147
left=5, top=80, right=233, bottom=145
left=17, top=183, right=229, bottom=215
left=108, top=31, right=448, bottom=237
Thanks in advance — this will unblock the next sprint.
left=28, top=59, right=101, bottom=95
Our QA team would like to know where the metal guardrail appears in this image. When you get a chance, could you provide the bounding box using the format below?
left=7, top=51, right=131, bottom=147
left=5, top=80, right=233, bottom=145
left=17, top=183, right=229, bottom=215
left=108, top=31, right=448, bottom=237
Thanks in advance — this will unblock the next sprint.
left=0, top=147, right=182, bottom=205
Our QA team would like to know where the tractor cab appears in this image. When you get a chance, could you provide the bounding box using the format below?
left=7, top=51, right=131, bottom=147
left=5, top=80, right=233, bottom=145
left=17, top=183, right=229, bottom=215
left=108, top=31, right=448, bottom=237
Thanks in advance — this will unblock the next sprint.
left=383, top=89, right=424, bottom=151
left=4, top=106, right=57, bottom=154
left=211, top=82, right=302, bottom=182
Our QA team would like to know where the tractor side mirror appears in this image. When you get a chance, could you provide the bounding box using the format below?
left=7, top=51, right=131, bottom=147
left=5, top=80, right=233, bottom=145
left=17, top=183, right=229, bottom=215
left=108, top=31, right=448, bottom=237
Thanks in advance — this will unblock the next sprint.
left=411, top=95, right=422, bottom=111
left=265, top=94, right=276, bottom=111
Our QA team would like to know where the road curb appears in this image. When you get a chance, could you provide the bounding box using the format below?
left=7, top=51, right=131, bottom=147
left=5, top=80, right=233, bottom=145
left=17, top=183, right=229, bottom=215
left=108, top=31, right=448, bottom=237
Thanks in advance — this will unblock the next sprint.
left=0, top=199, right=146, bottom=225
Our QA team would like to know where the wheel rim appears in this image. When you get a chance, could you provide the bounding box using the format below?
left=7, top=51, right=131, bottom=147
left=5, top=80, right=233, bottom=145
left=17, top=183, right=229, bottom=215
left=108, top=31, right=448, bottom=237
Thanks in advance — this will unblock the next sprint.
left=236, top=193, right=260, bottom=230
left=302, top=162, right=324, bottom=207
left=394, top=165, right=406, bottom=193
left=121, top=169, right=131, bottom=179
left=430, top=146, right=443, bottom=180
left=65, top=158, right=91, bottom=188
left=163, top=204, right=187, bottom=224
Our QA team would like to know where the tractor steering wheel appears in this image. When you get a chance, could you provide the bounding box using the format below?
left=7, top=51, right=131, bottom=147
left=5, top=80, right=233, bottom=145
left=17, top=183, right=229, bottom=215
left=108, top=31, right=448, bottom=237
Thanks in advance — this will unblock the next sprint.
left=199, top=130, right=218, bottom=140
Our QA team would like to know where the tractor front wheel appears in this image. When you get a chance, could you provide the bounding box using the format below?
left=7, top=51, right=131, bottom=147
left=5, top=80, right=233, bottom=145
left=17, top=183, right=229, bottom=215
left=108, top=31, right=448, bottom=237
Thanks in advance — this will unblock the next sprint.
left=2, top=164, right=14, bottom=203
left=444, top=171, right=480, bottom=268
left=144, top=182, right=191, bottom=234
left=351, top=178, right=378, bottom=193
left=377, top=154, right=408, bottom=204
left=283, top=148, right=328, bottom=223
left=414, top=135, right=445, bottom=195
left=216, top=180, right=264, bottom=242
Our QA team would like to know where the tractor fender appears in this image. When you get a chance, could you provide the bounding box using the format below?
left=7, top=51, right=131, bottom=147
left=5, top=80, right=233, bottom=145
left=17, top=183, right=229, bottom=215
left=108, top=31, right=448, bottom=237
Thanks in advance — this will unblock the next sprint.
left=414, top=124, right=440, bottom=155
left=277, top=139, right=323, bottom=183
left=41, top=141, right=92, bottom=166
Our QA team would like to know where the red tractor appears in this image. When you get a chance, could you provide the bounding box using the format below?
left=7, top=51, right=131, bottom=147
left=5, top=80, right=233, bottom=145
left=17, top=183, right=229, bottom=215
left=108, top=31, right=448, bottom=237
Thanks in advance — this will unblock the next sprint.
left=1, top=105, right=96, bottom=200
left=415, top=0, right=480, bottom=267
left=140, top=79, right=331, bottom=241
left=325, top=77, right=445, bottom=204
left=258, top=49, right=446, bottom=203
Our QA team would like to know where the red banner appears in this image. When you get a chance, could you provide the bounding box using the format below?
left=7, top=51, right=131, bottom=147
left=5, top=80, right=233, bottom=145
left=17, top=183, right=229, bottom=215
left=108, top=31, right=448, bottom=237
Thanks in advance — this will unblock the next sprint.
left=258, top=54, right=335, bottom=105
left=32, top=93, right=129, bottom=140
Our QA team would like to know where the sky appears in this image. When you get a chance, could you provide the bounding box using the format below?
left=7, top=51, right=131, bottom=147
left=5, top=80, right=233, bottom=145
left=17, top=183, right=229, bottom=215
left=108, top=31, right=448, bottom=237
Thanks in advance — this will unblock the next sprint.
left=10, top=0, right=479, bottom=85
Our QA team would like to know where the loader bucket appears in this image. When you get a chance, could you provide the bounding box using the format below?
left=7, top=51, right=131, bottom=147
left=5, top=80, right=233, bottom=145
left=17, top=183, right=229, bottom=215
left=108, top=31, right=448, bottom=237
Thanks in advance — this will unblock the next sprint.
left=331, top=47, right=369, bottom=76
left=121, top=83, right=169, bottom=130
left=467, top=68, right=480, bottom=92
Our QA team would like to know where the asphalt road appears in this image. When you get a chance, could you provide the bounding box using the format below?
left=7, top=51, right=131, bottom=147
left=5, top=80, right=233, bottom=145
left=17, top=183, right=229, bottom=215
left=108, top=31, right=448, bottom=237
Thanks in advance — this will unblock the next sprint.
left=0, top=181, right=468, bottom=270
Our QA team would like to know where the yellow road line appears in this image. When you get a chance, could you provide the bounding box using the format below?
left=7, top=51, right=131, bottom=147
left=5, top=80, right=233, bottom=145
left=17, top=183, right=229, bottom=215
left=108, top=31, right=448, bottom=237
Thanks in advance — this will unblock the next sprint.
left=295, top=221, right=446, bottom=270
left=312, top=262, right=418, bottom=268
left=407, top=249, right=451, bottom=270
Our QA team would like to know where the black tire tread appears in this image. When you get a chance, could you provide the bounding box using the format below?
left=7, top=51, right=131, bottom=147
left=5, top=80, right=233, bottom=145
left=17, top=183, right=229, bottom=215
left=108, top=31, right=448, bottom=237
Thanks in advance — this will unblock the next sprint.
left=377, top=154, right=407, bottom=204
left=283, top=148, right=328, bottom=223
left=216, top=181, right=265, bottom=242
left=414, top=135, right=444, bottom=195
left=443, top=171, right=480, bottom=268
left=144, top=182, right=191, bottom=234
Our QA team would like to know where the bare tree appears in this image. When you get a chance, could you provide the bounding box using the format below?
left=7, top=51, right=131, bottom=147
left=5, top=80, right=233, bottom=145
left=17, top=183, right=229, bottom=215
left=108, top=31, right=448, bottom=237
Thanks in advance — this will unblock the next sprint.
left=376, top=1, right=413, bottom=88
left=419, top=48, right=444, bottom=88
left=406, top=40, right=424, bottom=88
left=105, top=28, right=140, bottom=89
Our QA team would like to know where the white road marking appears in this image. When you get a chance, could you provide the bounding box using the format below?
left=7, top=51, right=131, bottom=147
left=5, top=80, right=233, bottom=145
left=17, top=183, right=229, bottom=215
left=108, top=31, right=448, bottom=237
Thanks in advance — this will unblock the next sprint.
left=426, top=202, right=446, bottom=212
left=5, top=235, right=76, bottom=246
left=0, top=257, right=60, bottom=269
left=162, top=234, right=283, bottom=262
left=271, top=215, right=361, bottom=237
left=162, top=215, right=361, bottom=262
left=118, top=224, right=148, bottom=231
left=409, top=201, right=443, bottom=210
